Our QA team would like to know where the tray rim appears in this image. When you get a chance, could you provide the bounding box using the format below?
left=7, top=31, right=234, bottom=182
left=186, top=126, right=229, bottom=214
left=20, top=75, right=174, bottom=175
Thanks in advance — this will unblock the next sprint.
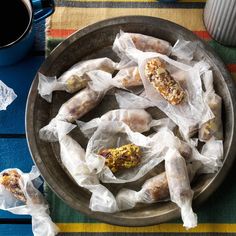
left=26, top=15, right=236, bottom=226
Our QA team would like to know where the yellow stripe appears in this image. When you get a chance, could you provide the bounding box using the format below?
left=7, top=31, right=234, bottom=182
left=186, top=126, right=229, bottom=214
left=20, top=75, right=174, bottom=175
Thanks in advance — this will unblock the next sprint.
left=49, top=7, right=205, bottom=31
left=57, top=223, right=236, bottom=233
left=64, top=0, right=206, bottom=2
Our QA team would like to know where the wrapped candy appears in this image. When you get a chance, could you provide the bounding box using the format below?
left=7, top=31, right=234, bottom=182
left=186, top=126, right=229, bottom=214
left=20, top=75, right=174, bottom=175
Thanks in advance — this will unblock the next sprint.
left=113, top=66, right=142, bottom=88
left=38, top=57, right=118, bottom=102
left=151, top=126, right=223, bottom=174
left=85, top=121, right=164, bottom=184
left=150, top=128, right=192, bottom=160
left=191, top=138, right=223, bottom=174
left=199, top=70, right=223, bottom=141
left=39, top=66, right=150, bottom=142
left=0, top=167, right=59, bottom=236
left=39, top=70, right=121, bottom=142
left=113, top=31, right=172, bottom=64
left=116, top=48, right=214, bottom=139
left=55, top=120, right=118, bottom=213
left=164, top=148, right=197, bottom=229
left=116, top=161, right=201, bottom=211
left=144, top=58, right=185, bottom=105
left=77, top=108, right=175, bottom=139
left=98, top=143, right=142, bottom=173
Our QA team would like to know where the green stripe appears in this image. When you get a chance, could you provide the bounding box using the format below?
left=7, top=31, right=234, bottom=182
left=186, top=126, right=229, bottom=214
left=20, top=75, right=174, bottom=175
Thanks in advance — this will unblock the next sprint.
left=209, top=41, right=236, bottom=64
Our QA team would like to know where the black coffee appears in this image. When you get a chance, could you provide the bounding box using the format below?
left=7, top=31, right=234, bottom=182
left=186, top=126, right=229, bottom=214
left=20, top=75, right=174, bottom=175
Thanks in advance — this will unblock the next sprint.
left=0, top=0, right=30, bottom=47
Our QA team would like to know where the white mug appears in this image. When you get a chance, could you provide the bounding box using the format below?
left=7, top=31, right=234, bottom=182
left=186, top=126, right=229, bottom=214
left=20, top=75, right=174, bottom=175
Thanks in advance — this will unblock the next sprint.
left=203, top=0, right=236, bottom=46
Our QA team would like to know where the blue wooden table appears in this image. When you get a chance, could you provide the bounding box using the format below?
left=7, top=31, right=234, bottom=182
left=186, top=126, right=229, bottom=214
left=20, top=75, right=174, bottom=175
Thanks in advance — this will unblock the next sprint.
left=0, top=21, right=45, bottom=236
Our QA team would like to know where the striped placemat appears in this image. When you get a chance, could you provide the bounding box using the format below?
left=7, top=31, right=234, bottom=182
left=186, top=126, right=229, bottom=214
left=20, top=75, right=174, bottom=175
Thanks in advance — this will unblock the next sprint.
left=44, top=0, right=236, bottom=235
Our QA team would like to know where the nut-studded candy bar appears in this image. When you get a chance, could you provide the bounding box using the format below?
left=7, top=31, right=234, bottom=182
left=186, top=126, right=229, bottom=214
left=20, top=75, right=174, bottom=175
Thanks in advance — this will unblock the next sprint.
left=0, top=170, right=26, bottom=203
left=145, top=58, right=185, bottom=105
left=98, top=143, right=142, bottom=173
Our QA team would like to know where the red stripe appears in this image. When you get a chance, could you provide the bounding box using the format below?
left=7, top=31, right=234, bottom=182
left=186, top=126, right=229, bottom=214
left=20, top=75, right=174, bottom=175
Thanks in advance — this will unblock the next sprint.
left=193, top=31, right=211, bottom=40
left=227, top=64, right=236, bottom=73
left=48, top=29, right=212, bottom=40
left=48, top=29, right=76, bottom=38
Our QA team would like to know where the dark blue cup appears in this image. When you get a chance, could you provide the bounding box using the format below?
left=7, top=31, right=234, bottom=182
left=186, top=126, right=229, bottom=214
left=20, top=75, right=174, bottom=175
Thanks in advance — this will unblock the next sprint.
left=0, top=0, right=55, bottom=66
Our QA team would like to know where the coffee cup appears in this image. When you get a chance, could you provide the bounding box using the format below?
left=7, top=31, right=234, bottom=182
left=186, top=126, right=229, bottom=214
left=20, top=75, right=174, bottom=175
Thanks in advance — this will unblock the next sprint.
left=0, top=0, right=55, bottom=66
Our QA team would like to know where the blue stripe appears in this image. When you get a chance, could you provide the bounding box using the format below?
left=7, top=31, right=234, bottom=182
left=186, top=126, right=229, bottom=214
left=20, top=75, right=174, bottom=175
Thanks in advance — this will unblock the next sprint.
left=55, top=1, right=205, bottom=8
left=0, top=224, right=33, bottom=236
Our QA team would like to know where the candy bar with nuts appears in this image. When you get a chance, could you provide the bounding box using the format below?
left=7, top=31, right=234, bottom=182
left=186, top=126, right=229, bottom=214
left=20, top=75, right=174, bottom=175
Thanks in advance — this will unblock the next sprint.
left=144, top=58, right=185, bottom=105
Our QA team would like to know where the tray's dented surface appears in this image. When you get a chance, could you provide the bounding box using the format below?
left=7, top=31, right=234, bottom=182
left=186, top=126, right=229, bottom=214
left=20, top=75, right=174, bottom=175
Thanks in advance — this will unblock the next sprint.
left=26, top=16, right=236, bottom=226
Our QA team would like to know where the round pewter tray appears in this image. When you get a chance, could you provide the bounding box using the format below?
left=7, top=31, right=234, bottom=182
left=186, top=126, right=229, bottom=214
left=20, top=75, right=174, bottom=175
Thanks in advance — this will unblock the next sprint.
left=26, top=16, right=236, bottom=226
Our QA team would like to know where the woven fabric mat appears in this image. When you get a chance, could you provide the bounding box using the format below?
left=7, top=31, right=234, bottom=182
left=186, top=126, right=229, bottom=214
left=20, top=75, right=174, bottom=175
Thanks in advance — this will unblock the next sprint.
left=44, top=0, right=236, bottom=235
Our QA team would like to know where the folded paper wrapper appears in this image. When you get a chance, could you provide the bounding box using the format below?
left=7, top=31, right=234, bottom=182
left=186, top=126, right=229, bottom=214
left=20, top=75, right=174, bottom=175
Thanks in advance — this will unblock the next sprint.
left=0, top=80, right=17, bottom=111
left=0, top=167, right=59, bottom=236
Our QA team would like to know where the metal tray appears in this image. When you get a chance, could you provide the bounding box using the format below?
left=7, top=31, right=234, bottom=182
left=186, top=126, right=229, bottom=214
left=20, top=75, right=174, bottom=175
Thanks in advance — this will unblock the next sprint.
left=26, top=16, right=236, bottom=226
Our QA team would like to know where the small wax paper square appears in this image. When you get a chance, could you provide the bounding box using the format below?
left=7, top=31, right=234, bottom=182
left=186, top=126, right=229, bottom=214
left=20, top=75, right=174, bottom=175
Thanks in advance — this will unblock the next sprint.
left=0, top=80, right=17, bottom=110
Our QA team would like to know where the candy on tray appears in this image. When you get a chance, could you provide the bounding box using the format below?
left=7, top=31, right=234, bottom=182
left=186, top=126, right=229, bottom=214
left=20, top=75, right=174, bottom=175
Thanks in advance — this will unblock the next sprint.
left=39, top=68, right=148, bottom=142
left=113, top=66, right=142, bottom=87
left=77, top=108, right=175, bottom=139
left=55, top=120, right=119, bottom=213
left=38, top=57, right=118, bottom=102
left=85, top=121, right=164, bottom=184
left=144, top=58, right=185, bottom=105
left=39, top=70, right=121, bottom=142
left=113, top=31, right=172, bottom=64
left=98, top=143, right=142, bottom=173
left=114, top=48, right=214, bottom=139
left=164, top=148, right=197, bottom=229
left=199, top=70, right=223, bottom=141
left=116, top=160, right=201, bottom=211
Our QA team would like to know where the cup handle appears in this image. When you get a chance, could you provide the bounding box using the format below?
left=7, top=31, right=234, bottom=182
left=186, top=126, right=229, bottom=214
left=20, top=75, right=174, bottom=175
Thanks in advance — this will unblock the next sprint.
left=32, top=0, right=55, bottom=23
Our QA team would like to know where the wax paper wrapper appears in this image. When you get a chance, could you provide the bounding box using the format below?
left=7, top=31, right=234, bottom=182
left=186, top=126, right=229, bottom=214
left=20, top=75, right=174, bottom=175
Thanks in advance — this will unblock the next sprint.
left=38, top=57, right=118, bottom=102
left=151, top=127, right=223, bottom=174
left=0, top=167, right=59, bottom=236
left=190, top=138, right=223, bottom=174
left=115, top=90, right=155, bottom=109
left=56, top=120, right=118, bottom=213
left=113, top=31, right=172, bottom=69
left=85, top=121, right=164, bottom=184
left=112, top=66, right=143, bottom=88
left=164, top=148, right=197, bottom=229
left=77, top=108, right=175, bottom=139
left=116, top=160, right=201, bottom=211
left=171, top=39, right=197, bottom=63
left=39, top=70, right=121, bottom=142
left=0, top=80, right=17, bottom=110
left=120, top=48, right=214, bottom=139
left=152, top=127, right=223, bottom=174
left=199, top=70, right=223, bottom=141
